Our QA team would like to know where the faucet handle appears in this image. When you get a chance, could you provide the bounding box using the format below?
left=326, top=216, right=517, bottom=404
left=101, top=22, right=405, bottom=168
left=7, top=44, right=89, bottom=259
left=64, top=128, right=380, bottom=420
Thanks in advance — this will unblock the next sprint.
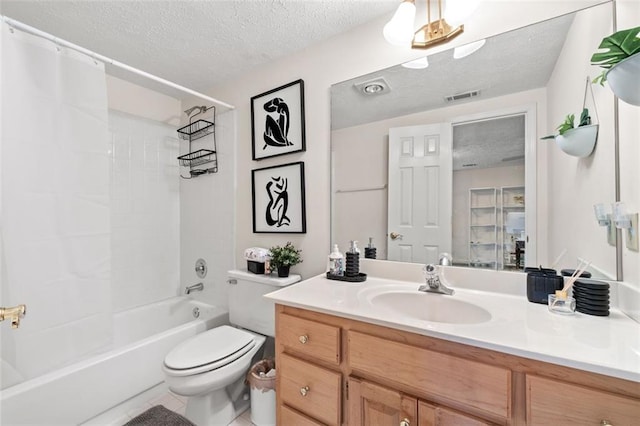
left=423, top=264, right=437, bottom=278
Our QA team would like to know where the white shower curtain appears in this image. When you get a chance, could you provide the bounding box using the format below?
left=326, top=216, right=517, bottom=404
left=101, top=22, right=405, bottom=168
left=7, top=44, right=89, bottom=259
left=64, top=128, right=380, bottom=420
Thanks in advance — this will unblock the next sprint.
left=0, top=22, right=111, bottom=385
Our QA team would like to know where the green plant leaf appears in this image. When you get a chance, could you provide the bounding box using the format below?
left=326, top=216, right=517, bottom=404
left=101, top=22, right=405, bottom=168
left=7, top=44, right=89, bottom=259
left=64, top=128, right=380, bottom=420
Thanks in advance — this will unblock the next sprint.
left=591, top=26, right=640, bottom=71
left=557, top=113, right=575, bottom=136
left=579, top=108, right=591, bottom=127
left=592, top=71, right=607, bottom=86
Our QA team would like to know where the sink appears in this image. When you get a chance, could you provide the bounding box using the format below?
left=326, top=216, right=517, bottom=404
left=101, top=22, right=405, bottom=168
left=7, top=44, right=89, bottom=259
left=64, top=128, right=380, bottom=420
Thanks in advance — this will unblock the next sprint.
left=369, top=291, right=492, bottom=325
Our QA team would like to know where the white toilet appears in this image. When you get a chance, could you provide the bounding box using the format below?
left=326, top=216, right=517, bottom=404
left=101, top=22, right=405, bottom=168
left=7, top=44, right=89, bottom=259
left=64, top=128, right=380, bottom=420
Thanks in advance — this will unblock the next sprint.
left=163, top=270, right=300, bottom=426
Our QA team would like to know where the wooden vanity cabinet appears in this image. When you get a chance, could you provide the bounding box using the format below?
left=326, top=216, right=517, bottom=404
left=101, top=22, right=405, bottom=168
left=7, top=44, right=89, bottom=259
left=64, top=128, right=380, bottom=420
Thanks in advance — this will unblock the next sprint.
left=275, top=305, right=640, bottom=426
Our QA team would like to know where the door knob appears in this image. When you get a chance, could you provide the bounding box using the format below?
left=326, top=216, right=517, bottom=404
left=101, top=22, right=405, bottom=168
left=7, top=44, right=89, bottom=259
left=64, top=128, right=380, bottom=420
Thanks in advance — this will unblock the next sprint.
left=390, top=232, right=403, bottom=240
left=400, top=418, right=411, bottom=426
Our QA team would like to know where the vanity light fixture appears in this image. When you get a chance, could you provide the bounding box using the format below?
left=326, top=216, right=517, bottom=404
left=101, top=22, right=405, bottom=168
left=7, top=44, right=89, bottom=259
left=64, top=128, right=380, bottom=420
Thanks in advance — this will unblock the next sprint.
left=453, top=39, right=486, bottom=59
left=612, top=202, right=638, bottom=251
left=593, top=203, right=616, bottom=247
left=384, top=0, right=480, bottom=50
left=401, top=56, right=429, bottom=69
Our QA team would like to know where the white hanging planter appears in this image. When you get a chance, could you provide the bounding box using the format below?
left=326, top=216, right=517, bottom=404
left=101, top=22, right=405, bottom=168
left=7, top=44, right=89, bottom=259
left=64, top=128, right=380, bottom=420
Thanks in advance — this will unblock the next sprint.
left=607, top=53, right=640, bottom=106
left=555, top=124, right=599, bottom=158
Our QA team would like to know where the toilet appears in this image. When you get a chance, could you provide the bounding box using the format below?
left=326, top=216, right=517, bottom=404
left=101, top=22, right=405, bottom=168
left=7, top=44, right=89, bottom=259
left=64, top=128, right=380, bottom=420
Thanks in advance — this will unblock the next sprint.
left=163, top=270, right=300, bottom=426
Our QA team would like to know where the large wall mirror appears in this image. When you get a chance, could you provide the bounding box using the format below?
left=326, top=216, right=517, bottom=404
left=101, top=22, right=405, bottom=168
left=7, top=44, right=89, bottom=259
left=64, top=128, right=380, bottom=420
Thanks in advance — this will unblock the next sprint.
left=331, top=2, right=619, bottom=279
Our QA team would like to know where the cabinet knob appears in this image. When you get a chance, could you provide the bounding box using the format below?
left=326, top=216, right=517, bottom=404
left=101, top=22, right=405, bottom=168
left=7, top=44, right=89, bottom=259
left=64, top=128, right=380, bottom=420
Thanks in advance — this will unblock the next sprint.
left=299, top=335, right=308, bottom=344
left=400, top=418, right=411, bottom=426
left=601, top=421, right=613, bottom=426
left=300, top=386, right=310, bottom=396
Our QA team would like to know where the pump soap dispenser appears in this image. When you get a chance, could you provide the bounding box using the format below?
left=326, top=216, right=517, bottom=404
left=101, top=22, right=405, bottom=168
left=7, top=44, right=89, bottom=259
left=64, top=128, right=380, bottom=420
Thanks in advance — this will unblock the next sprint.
left=345, top=240, right=360, bottom=277
left=364, top=237, right=377, bottom=259
left=328, top=244, right=344, bottom=276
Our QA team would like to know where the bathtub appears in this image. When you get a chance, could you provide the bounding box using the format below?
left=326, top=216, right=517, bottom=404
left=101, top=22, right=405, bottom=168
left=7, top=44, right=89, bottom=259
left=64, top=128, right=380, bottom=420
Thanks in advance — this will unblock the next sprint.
left=0, top=297, right=228, bottom=425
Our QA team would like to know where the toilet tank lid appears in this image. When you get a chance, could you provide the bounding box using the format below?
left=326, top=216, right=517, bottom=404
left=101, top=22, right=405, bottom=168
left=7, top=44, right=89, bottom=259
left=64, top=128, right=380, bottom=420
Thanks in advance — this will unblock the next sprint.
left=228, top=269, right=301, bottom=287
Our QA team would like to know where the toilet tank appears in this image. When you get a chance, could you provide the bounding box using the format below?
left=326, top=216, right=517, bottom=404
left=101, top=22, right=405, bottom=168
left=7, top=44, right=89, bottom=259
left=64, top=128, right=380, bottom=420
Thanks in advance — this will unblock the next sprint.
left=227, top=270, right=301, bottom=336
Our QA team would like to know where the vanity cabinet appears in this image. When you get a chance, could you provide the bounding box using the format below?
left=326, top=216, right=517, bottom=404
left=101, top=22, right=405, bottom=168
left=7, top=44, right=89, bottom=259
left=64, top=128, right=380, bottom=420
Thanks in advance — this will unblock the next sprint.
left=275, top=305, right=640, bottom=425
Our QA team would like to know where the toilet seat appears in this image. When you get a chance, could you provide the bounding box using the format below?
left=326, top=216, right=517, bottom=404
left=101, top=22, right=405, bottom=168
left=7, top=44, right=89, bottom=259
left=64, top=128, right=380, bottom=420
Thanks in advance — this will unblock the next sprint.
left=164, top=325, right=256, bottom=377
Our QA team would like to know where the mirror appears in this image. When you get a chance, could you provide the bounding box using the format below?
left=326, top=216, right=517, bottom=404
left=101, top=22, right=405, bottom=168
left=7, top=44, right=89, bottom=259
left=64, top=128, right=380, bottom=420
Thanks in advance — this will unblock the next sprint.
left=331, top=2, right=618, bottom=278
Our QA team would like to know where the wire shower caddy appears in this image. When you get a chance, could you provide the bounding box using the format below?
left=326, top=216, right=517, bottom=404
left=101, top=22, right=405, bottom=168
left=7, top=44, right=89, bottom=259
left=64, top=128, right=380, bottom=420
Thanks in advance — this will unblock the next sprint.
left=177, top=106, right=218, bottom=177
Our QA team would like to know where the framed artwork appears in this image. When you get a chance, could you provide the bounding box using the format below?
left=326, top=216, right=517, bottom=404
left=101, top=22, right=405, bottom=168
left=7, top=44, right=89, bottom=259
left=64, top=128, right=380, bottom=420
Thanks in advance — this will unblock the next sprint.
left=251, top=79, right=306, bottom=160
left=252, top=161, right=306, bottom=233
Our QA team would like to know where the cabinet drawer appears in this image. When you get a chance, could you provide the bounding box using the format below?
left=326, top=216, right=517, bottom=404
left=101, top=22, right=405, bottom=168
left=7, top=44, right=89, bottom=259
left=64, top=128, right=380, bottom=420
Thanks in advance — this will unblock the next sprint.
left=278, top=312, right=341, bottom=365
left=281, top=405, right=324, bottom=426
left=527, top=375, right=640, bottom=425
left=279, top=353, right=342, bottom=426
left=348, top=331, right=511, bottom=420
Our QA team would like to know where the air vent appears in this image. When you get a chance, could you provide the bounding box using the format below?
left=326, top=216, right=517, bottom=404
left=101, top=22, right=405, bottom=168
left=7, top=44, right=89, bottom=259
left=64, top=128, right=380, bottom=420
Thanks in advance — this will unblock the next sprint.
left=445, top=90, right=480, bottom=102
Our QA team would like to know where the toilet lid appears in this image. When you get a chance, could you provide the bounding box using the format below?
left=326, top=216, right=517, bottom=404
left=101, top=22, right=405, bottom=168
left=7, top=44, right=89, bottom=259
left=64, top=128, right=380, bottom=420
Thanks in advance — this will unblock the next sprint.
left=164, top=325, right=255, bottom=372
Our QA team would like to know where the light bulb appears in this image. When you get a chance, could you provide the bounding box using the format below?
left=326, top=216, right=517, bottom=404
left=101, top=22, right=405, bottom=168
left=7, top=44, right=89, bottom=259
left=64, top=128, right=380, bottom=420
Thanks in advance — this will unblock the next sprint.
left=444, top=0, right=481, bottom=27
left=453, top=39, right=486, bottom=59
left=383, top=1, right=417, bottom=46
left=401, top=56, right=429, bottom=69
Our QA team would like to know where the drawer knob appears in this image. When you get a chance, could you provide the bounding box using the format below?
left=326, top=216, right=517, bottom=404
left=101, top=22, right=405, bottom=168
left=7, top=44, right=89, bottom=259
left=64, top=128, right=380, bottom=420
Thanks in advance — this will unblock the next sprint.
left=300, top=386, right=310, bottom=396
left=601, top=421, right=613, bottom=426
left=299, top=335, right=309, bottom=344
left=400, top=418, right=411, bottom=426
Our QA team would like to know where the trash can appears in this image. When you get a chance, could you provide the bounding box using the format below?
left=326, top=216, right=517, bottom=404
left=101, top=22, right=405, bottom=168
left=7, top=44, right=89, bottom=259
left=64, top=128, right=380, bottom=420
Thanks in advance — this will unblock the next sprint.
left=246, top=358, right=276, bottom=426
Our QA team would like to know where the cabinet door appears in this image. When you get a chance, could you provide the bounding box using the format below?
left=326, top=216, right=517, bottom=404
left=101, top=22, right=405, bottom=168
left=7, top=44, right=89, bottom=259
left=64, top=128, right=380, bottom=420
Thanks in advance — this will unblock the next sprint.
left=348, top=377, right=417, bottom=426
left=419, top=401, right=493, bottom=426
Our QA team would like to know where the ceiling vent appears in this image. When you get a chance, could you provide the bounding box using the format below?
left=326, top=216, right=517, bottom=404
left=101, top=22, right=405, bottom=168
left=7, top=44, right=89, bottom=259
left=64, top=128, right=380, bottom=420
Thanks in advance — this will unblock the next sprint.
left=445, top=90, right=480, bottom=102
left=354, top=77, right=391, bottom=96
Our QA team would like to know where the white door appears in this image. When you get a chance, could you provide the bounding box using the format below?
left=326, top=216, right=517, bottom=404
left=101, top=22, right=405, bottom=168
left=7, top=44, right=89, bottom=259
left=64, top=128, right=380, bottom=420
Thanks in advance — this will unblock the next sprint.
left=388, top=123, right=452, bottom=264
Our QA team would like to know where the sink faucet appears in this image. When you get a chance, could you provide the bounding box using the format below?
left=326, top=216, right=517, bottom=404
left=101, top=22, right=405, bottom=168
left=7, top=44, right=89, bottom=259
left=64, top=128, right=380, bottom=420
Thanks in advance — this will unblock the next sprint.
left=419, top=264, right=454, bottom=295
left=185, top=282, right=204, bottom=294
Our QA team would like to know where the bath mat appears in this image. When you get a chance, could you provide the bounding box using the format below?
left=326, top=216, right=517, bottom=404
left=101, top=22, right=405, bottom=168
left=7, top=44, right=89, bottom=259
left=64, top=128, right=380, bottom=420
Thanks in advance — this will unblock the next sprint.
left=124, top=405, right=195, bottom=426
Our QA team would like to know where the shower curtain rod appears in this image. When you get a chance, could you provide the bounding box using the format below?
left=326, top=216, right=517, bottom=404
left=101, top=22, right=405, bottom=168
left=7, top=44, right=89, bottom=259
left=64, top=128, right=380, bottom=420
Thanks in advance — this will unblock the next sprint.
left=2, top=15, right=235, bottom=110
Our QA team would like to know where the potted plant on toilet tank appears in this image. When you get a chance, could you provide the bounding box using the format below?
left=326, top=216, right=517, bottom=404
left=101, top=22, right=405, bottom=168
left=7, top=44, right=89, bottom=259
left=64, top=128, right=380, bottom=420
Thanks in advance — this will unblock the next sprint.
left=542, top=108, right=598, bottom=158
left=268, top=242, right=302, bottom=277
left=591, top=25, right=640, bottom=106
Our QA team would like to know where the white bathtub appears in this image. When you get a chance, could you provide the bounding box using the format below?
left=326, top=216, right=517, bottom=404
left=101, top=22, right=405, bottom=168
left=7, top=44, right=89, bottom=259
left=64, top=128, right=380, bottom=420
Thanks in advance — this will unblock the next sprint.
left=0, top=297, right=228, bottom=425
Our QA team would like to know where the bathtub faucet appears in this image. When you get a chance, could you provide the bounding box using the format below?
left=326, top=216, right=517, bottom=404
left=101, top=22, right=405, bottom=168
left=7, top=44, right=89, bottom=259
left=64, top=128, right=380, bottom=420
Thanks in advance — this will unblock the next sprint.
left=1, top=304, right=27, bottom=329
left=185, top=283, right=204, bottom=295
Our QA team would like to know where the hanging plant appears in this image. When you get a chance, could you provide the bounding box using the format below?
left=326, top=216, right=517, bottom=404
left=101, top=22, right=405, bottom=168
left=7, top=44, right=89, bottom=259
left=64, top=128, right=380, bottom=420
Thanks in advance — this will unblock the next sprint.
left=542, top=108, right=598, bottom=158
left=591, top=26, right=640, bottom=106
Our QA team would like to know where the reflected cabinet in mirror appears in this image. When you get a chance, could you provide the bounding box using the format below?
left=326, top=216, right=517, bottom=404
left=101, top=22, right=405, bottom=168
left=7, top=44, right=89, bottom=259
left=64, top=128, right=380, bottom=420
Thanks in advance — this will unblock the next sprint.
left=330, top=2, right=619, bottom=279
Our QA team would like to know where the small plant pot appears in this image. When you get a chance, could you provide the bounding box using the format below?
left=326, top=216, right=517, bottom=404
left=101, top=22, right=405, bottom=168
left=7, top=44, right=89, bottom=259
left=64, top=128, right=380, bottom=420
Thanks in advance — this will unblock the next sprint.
left=277, top=266, right=290, bottom=278
left=606, top=53, right=640, bottom=106
left=554, top=124, right=599, bottom=158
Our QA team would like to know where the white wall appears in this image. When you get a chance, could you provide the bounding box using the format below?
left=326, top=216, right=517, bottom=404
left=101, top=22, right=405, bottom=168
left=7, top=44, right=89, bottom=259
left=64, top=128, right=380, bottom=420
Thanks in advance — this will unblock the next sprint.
left=617, top=0, right=640, bottom=285
left=545, top=2, right=617, bottom=278
left=200, top=0, right=605, bottom=279
left=332, top=89, right=545, bottom=265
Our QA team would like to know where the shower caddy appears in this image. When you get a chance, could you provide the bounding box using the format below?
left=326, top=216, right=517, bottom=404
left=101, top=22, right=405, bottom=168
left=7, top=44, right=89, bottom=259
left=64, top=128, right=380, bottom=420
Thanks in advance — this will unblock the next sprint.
left=177, top=106, right=218, bottom=177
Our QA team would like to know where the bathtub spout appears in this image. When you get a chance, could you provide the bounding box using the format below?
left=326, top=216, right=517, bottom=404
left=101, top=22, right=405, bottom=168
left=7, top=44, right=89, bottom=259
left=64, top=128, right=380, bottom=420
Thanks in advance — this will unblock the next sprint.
left=185, top=283, right=204, bottom=294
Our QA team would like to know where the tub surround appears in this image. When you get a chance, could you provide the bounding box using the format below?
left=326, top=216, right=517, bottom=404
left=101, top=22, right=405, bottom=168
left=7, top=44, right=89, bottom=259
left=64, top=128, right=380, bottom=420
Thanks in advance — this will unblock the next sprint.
left=265, top=260, right=640, bottom=382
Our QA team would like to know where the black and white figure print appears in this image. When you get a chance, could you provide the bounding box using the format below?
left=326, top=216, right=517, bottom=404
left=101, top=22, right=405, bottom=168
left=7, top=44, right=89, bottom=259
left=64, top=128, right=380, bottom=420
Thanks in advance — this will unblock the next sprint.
left=251, top=80, right=306, bottom=160
left=252, top=162, right=306, bottom=233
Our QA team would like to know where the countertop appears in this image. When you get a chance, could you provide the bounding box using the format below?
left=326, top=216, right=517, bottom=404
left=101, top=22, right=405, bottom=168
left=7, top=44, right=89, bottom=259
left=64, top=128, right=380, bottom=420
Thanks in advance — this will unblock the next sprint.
left=265, top=270, right=640, bottom=383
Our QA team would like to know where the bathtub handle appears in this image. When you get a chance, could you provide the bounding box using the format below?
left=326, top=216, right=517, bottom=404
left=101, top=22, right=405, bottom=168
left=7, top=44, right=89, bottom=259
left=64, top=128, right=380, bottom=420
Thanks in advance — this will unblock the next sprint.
left=227, top=279, right=237, bottom=285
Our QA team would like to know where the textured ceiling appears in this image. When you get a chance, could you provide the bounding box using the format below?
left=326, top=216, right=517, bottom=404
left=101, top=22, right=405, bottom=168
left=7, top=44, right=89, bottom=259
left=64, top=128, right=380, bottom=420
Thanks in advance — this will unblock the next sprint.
left=331, top=13, right=574, bottom=130
left=1, top=0, right=399, bottom=94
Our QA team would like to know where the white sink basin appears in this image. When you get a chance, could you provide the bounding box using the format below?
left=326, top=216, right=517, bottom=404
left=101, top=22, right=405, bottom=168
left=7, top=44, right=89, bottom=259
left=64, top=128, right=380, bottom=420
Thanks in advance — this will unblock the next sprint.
left=369, top=290, right=492, bottom=325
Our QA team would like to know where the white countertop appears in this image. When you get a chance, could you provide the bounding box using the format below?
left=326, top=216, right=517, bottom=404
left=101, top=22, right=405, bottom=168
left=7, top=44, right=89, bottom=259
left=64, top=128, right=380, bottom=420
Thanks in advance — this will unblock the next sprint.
left=265, top=269, right=640, bottom=382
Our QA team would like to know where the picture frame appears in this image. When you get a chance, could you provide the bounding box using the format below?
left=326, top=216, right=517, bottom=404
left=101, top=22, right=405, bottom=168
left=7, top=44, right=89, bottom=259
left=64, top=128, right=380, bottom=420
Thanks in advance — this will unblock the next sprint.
left=252, top=161, right=306, bottom=233
left=251, top=79, right=306, bottom=160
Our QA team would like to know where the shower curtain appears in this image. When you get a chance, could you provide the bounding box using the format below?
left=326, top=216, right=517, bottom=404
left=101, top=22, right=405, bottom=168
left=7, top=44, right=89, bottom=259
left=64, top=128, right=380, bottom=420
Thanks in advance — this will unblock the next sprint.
left=0, top=22, right=111, bottom=386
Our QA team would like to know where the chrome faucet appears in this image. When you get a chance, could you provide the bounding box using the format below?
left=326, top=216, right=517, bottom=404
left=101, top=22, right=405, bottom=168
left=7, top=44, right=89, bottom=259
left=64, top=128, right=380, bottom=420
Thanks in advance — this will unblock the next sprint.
left=419, top=264, right=454, bottom=295
left=185, top=282, right=204, bottom=294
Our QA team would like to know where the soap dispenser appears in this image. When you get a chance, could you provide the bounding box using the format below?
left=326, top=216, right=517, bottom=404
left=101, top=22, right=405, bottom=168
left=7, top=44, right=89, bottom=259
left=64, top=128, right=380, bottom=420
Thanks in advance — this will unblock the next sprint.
left=364, top=237, right=377, bottom=259
left=328, top=244, right=344, bottom=276
left=345, top=240, right=360, bottom=277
